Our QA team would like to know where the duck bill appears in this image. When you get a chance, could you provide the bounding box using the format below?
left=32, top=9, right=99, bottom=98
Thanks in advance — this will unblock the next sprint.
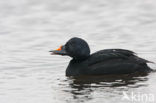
left=49, top=45, right=67, bottom=55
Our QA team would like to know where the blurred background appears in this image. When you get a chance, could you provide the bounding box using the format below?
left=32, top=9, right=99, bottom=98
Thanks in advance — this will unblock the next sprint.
left=0, top=0, right=156, bottom=103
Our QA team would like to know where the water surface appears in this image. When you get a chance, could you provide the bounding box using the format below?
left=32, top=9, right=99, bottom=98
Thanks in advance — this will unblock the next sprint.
left=0, top=0, right=156, bottom=103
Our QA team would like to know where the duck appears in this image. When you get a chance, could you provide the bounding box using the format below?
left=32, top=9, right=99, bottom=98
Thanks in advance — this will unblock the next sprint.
left=50, top=37, right=153, bottom=76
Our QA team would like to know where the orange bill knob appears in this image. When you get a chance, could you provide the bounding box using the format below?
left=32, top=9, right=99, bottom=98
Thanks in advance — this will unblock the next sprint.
left=56, top=45, right=62, bottom=51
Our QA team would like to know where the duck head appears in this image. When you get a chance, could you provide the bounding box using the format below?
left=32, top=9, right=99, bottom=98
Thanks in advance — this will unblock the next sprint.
left=50, top=37, right=90, bottom=60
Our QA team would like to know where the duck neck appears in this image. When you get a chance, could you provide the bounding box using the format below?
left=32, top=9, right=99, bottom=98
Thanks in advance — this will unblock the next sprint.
left=72, top=55, right=90, bottom=62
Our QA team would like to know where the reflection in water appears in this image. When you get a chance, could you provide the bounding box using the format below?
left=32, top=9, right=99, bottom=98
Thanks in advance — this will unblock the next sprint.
left=62, top=73, right=149, bottom=102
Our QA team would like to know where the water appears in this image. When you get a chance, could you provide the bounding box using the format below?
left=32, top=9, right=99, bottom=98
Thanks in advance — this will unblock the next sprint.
left=0, top=0, right=156, bottom=103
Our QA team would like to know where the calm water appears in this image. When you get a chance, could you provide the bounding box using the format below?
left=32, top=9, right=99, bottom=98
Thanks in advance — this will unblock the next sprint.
left=0, top=0, right=156, bottom=103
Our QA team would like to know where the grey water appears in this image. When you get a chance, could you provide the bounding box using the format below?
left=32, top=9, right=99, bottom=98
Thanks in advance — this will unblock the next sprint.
left=0, top=0, right=156, bottom=103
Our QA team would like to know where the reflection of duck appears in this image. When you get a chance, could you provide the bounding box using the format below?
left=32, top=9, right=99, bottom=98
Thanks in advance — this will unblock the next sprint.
left=63, top=73, right=149, bottom=102
left=50, top=37, right=153, bottom=76
left=69, top=73, right=149, bottom=86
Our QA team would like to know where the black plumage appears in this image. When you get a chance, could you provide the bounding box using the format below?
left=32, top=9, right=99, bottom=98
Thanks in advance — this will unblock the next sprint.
left=50, top=37, right=153, bottom=76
